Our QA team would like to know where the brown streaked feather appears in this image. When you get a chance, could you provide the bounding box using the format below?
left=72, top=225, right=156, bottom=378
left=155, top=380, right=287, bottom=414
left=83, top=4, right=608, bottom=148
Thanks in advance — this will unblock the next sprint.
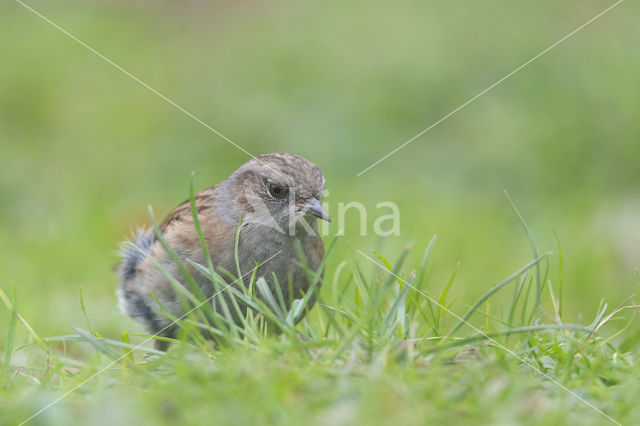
left=159, top=185, right=217, bottom=232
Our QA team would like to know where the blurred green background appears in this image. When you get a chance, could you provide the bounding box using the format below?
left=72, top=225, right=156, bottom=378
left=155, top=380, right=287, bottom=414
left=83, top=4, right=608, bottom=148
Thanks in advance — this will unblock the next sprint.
left=1, top=0, right=638, bottom=342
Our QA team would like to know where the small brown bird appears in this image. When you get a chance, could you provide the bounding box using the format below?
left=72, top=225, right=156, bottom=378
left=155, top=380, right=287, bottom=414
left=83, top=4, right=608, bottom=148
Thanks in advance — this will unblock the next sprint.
left=116, top=153, right=330, bottom=349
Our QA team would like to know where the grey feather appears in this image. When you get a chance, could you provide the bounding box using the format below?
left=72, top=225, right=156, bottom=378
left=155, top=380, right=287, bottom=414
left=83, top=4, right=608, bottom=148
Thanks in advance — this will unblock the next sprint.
left=119, top=228, right=156, bottom=281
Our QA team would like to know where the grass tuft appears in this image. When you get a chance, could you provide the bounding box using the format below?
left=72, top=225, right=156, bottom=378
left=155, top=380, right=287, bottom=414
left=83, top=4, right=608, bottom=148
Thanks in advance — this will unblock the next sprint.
left=2, top=189, right=639, bottom=425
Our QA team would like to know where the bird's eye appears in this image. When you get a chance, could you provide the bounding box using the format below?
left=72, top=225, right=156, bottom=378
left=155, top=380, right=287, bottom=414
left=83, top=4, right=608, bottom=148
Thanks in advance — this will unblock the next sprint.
left=268, top=183, right=287, bottom=199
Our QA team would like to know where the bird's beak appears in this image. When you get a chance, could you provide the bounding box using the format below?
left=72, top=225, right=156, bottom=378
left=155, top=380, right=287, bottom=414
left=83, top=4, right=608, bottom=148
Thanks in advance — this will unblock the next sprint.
left=297, top=198, right=331, bottom=222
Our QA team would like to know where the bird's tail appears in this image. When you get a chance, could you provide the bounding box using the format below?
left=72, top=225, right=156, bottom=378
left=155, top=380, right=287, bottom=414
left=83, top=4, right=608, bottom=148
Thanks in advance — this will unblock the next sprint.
left=118, top=228, right=156, bottom=281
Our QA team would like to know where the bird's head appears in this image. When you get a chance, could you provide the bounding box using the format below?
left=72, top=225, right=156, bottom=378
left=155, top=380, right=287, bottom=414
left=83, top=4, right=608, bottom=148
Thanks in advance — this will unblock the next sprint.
left=230, top=153, right=330, bottom=234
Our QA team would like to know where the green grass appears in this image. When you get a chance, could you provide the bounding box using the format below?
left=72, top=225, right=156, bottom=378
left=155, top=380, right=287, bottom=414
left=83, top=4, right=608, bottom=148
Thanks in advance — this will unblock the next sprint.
left=2, top=191, right=639, bottom=425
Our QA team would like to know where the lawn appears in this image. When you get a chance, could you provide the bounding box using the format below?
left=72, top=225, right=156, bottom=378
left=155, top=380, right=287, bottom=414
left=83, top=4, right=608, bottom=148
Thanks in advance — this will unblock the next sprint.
left=1, top=1, right=639, bottom=425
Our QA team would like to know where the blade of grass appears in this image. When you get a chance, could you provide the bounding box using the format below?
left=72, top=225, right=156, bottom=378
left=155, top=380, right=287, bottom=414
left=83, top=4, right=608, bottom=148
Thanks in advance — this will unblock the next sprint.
left=3, top=285, right=17, bottom=378
left=0, top=287, right=49, bottom=361
left=189, top=177, right=247, bottom=340
left=381, top=276, right=413, bottom=339
left=147, top=206, right=214, bottom=321
left=44, top=335, right=166, bottom=356
left=79, top=286, right=94, bottom=335
left=486, top=298, right=491, bottom=334
left=148, top=291, right=209, bottom=347
left=507, top=272, right=528, bottom=326
left=426, top=324, right=594, bottom=355
left=125, top=241, right=215, bottom=334
left=271, top=273, right=289, bottom=316
left=234, top=217, right=244, bottom=290
left=415, top=235, right=437, bottom=292
left=446, top=254, right=548, bottom=339
left=73, top=328, right=134, bottom=365
left=553, top=228, right=564, bottom=320
left=121, top=332, right=135, bottom=361
left=505, top=191, right=542, bottom=321
left=528, top=258, right=550, bottom=325
left=190, top=173, right=215, bottom=274
left=520, top=276, right=533, bottom=325
left=331, top=261, right=348, bottom=306
left=435, top=262, right=459, bottom=332
left=588, top=305, right=640, bottom=341
left=548, top=280, right=561, bottom=324
left=256, top=277, right=284, bottom=318
left=375, top=247, right=410, bottom=290
left=412, top=235, right=437, bottom=324
left=317, top=295, right=346, bottom=338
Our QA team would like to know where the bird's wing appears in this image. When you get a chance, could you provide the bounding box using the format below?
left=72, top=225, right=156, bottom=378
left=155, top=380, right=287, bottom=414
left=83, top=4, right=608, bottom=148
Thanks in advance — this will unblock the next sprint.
left=159, top=185, right=217, bottom=232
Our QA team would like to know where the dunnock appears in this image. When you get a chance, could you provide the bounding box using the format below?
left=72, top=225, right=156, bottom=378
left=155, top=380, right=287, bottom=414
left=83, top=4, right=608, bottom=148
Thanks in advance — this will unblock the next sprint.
left=116, top=153, right=330, bottom=349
